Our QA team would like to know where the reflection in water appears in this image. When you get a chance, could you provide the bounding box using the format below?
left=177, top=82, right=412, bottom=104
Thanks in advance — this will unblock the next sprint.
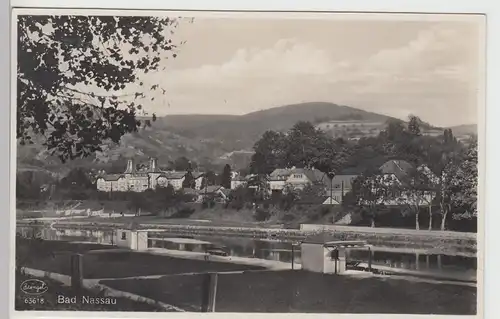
left=346, top=249, right=476, bottom=273
left=17, top=226, right=476, bottom=276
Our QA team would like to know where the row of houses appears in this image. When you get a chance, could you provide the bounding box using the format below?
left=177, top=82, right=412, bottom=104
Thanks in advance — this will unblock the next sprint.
left=232, top=168, right=358, bottom=204
left=233, top=159, right=437, bottom=205
left=96, top=158, right=204, bottom=193
left=96, top=157, right=435, bottom=206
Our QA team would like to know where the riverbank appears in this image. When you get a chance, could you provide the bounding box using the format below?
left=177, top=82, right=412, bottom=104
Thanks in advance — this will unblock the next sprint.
left=16, top=239, right=265, bottom=280
left=18, top=216, right=477, bottom=256
left=101, top=270, right=477, bottom=314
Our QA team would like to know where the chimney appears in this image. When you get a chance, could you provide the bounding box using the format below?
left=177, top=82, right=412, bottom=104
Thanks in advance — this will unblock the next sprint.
left=149, top=157, right=158, bottom=172
left=125, top=159, right=135, bottom=174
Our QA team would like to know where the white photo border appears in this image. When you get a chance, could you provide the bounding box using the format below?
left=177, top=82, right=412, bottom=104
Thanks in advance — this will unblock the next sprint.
left=4, top=1, right=498, bottom=319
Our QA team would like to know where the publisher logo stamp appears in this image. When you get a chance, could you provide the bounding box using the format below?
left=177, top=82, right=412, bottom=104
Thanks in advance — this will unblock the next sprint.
left=20, top=279, right=48, bottom=296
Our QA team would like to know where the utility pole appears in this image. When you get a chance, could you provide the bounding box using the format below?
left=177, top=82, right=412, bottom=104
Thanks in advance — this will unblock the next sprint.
left=341, top=180, right=344, bottom=203
left=204, top=177, right=208, bottom=205
left=327, top=171, right=336, bottom=206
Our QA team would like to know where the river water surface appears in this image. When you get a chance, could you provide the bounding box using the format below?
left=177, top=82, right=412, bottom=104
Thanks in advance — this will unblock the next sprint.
left=17, top=226, right=477, bottom=281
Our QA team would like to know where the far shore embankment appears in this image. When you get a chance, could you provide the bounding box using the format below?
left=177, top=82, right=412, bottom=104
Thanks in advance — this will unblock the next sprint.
left=17, top=217, right=477, bottom=257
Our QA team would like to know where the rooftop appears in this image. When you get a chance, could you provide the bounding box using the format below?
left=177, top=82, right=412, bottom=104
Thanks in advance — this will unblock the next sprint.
left=379, top=160, right=414, bottom=181
left=99, top=174, right=124, bottom=181
left=160, top=171, right=187, bottom=179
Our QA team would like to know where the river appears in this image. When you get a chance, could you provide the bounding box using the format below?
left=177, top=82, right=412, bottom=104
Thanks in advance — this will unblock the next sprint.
left=16, top=225, right=477, bottom=282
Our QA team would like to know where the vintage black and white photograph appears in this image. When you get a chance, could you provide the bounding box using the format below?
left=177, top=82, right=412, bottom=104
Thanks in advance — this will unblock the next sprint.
left=13, top=9, right=483, bottom=315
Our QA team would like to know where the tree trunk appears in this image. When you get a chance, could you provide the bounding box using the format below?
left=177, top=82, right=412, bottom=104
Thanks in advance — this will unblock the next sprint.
left=440, top=209, right=448, bottom=231
left=415, top=207, right=420, bottom=230
left=428, top=205, right=432, bottom=230
left=370, top=206, right=375, bottom=227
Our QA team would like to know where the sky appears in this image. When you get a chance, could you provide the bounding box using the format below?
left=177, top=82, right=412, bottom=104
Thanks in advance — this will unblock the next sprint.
left=99, top=14, right=485, bottom=127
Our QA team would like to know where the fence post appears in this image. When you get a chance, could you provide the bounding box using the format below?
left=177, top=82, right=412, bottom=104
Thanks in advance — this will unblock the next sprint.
left=201, top=273, right=218, bottom=312
left=291, top=245, right=295, bottom=270
left=70, top=253, right=83, bottom=291
left=368, top=247, right=372, bottom=272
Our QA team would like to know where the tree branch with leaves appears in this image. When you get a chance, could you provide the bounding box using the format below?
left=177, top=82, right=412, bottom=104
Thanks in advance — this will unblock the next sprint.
left=17, top=15, right=184, bottom=162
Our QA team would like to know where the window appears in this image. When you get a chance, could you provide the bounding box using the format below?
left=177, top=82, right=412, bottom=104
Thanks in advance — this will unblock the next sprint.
left=121, top=232, right=127, bottom=240
left=293, top=174, right=303, bottom=178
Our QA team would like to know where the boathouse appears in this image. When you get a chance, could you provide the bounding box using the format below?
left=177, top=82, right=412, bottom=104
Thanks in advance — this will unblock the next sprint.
left=300, top=239, right=371, bottom=274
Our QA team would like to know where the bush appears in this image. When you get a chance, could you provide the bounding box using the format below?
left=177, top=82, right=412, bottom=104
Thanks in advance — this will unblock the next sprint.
left=230, top=200, right=244, bottom=211
left=170, top=207, right=196, bottom=219
left=254, top=209, right=271, bottom=222
left=201, top=198, right=216, bottom=210
left=319, top=206, right=331, bottom=217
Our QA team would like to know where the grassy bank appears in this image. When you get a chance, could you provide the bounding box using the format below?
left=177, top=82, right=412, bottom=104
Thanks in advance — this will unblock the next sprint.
left=15, top=273, right=167, bottom=311
left=17, top=200, right=133, bottom=219
left=17, top=239, right=264, bottom=279
left=101, top=270, right=476, bottom=314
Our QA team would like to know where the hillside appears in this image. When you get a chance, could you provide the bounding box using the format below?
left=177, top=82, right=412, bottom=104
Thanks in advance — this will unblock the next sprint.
left=448, top=124, right=477, bottom=136
left=16, top=102, right=394, bottom=174
left=165, top=102, right=392, bottom=142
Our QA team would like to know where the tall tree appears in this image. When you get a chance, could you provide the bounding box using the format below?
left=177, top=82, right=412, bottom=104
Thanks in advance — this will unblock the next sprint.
left=174, top=156, right=196, bottom=171
left=450, top=139, right=478, bottom=219
left=283, top=121, right=321, bottom=169
left=182, top=162, right=195, bottom=189
left=200, top=171, right=218, bottom=190
left=60, top=167, right=93, bottom=189
left=382, top=119, right=406, bottom=141
left=434, top=157, right=461, bottom=230
left=390, top=167, right=436, bottom=230
left=182, top=171, right=195, bottom=189
left=247, top=174, right=270, bottom=201
left=407, top=115, right=422, bottom=136
left=18, top=15, right=183, bottom=162
left=443, top=129, right=457, bottom=145
left=221, top=164, right=232, bottom=189
left=281, top=184, right=301, bottom=211
left=351, top=171, right=390, bottom=228
left=250, top=130, right=286, bottom=174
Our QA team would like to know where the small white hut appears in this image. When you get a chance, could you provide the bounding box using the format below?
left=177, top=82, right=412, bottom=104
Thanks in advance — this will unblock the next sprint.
left=113, top=229, right=148, bottom=250
left=113, top=222, right=148, bottom=250
left=300, top=239, right=371, bottom=274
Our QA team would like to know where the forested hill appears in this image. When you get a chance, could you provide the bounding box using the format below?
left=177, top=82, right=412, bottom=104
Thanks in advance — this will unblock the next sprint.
left=17, top=102, right=393, bottom=173
left=157, top=102, right=393, bottom=140
left=17, top=101, right=468, bottom=175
